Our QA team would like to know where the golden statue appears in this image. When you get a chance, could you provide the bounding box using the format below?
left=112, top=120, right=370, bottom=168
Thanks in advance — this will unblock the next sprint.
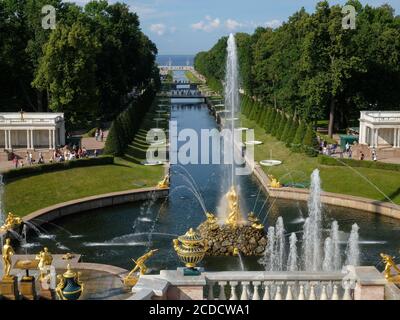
left=0, top=212, right=23, bottom=232
left=157, top=174, right=170, bottom=189
left=123, top=249, right=158, bottom=287
left=2, top=238, right=15, bottom=279
left=246, top=212, right=264, bottom=229
left=225, top=186, right=242, bottom=227
left=233, top=248, right=239, bottom=256
left=205, top=212, right=219, bottom=230
left=35, top=247, right=53, bottom=280
left=268, top=175, right=282, bottom=188
left=380, top=253, right=400, bottom=283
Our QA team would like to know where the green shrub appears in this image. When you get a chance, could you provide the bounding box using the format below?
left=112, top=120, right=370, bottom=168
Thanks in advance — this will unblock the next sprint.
left=276, top=114, right=288, bottom=140
left=302, top=124, right=319, bottom=157
left=86, top=127, right=98, bottom=137
left=271, top=112, right=282, bottom=137
left=285, top=118, right=298, bottom=147
left=104, top=89, right=156, bottom=156
left=3, top=156, right=114, bottom=182
left=318, top=155, right=400, bottom=172
left=291, top=121, right=306, bottom=152
left=280, top=116, right=292, bottom=142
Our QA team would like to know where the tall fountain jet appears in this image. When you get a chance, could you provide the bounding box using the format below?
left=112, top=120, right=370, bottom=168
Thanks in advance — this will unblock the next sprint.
left=303, top=169, right=323, bottom=271
left=225, top=33, right=240, bottom=187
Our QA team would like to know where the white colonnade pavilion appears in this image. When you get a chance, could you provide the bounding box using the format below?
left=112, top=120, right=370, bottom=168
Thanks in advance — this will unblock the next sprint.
left=0, top=112, right=65, bottom=150
left=359, top=111, right=400, bottom=148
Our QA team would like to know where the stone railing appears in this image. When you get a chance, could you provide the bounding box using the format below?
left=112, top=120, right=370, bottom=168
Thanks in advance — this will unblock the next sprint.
left=129, top=266, right=392, bottom=300
left=203, top=271, right=353, bottom=300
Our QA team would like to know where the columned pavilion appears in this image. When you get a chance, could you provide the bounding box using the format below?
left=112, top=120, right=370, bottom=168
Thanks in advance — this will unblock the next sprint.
left=359, top=111, right=400, bottom=148
left=0, top=112, right=65, bottom=150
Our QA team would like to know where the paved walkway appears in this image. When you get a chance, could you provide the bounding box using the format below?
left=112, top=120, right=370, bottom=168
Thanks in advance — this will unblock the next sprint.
left=81, top=130, right=109, bottom=152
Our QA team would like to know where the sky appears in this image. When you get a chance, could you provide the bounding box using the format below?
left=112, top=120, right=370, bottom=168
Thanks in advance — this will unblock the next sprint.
left=65, top=0, right=400, bottom=55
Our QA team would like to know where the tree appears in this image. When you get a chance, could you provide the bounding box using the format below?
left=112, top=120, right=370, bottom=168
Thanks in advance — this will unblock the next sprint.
left=32, top=19, right=100, bottom=125
left=303, top=124, right=319, bottom=156
left=291, top=121, right=306, bottom=152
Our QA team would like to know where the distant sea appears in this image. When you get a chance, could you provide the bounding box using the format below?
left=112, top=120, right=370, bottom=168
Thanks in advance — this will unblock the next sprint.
left=157, top=55, right=195, bottom=66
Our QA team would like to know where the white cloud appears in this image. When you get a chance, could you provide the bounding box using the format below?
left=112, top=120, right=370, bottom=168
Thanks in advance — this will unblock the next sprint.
left=191, top=16, right=221, bottom=32
left=265, top=19, right=282, bottom=29
left=225, top=19, right=244, bottom=31
left=150, top=23, right=167, bottom=36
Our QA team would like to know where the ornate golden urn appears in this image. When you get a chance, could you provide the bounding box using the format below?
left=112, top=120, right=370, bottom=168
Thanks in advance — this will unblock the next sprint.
left=173, top=228, right=207, bottom=275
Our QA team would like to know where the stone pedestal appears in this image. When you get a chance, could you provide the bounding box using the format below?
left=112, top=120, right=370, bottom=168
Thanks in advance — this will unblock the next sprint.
left=20, top=277, right=36, bottom=300
left=0, top=276, right=19, bottom=300
left=39, top=288, right=55, bottom=300
left=354, top=266, right=387, bottom=300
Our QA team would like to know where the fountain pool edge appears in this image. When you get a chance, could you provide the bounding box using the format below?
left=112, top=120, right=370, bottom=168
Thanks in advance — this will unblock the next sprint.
left=252, top=163, right=400, bottom=220
left=0, top=187, right=169, bottom=238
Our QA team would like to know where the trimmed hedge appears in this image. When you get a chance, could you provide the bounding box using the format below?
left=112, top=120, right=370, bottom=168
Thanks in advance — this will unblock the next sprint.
left=104, top=89, right=156, bottom=156
left=318, top=155, right=400, bottom=172
left=3, top=156, right=114, bottom=181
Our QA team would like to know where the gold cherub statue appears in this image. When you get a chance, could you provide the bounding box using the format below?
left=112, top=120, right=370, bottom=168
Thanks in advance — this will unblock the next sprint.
left=2, top=238, right=15, bottom=279
left=247, top=212, right=264, bottom=229
left=380, top=253, right=400, bottom=283
left=268, top=175, right=282, bottom=188
left=205, top=212, right=219, bottom=230
left=157, top=174, right=170, bottom=189
left=123, top=249, right=158, bottom=287
left=35, top=247, right=53, bottom=280
left=225, top=186, right=242, bottom=227
left=0, top=212, right=23, bottom=232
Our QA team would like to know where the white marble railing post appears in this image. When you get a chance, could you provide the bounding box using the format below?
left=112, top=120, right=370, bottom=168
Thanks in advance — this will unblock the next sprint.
left=229, top=281, right=238, bottom=300
left=331, top=285, right=339, bottom=300
left=285, top=284, right=293, bottom=300
left=240, top=281, right=249, bottom=300
left=298, top=284, right=305, bottom=300
left=252, top=281, right=261, bottom=300
left=274, top=284, right=282, bottom=300
left=320, top=284, right=328, bottom=300
left=218, top=281, right=227, bottom=300
left=262, top=282, right=270, bottom=300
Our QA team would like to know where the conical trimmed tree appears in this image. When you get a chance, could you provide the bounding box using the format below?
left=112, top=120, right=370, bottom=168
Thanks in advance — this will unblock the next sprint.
left=276, top=114, right=288, bottom=140
left=302, top=124, right=319, bottom=157
left=271, top=112, right=282, bottom=137
left=280, top=115, right=292, bottom=142
left=291, top=120, right=306, bottom=152
left=266, top=108, right=276, bottom=134
left=285, top=118, right=298, bottom=147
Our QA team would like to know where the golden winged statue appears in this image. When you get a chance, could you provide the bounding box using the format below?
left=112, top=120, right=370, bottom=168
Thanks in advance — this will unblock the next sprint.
left=123, top=249, right=158, bottom=287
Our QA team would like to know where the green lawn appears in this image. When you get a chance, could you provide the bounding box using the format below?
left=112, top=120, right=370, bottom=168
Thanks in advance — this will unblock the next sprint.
left=4, top=99, right=168, bottom=217
left=241, top=117, right=400, bottom=204
left=184, top=71, right=201, bottom=83
left=4, top=158, right=164, bottom=217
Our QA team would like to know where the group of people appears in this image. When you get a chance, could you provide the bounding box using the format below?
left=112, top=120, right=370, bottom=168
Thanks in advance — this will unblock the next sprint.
left=11, top=145, right=96, bottom=169
left=318, top=139, right=339, bottom=156
left=95, top=128, right=104, bottom=142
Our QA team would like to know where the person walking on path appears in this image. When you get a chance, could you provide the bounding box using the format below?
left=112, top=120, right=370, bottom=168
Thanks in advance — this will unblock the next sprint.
left=100, top=129, right=104, bottom=142
left=95, top=129, right=99, bottom=142
left=372, top=148, right=377, bottom=161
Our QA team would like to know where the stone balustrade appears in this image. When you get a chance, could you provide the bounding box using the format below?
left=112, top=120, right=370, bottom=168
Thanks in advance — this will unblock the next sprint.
left=129, top=267, right=392, bottom=300
left=203, top=271, right=353, bottom=300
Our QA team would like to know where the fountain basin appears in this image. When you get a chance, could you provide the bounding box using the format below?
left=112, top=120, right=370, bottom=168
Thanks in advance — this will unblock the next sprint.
left=245, top=140, right=263, bottom=146
left=259, top=160, right=282, bottom=167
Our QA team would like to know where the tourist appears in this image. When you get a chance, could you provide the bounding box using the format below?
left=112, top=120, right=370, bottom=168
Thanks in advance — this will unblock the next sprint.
left=95, top=129, right=99, bottom=141
left=348, top=148, right=352, bottom=159
left=94, top=149, right=98, bottom=157
left=100, top=129, right=104, bottom=142
left=12, top=156, right=18, bottom=169
left=372, top=148, right=377, bottom=161
left=345, top=142, right=350, bottom=153
left=38, top=154, right=44, bottom=164
left=360, top=152, right=365, bottom=161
